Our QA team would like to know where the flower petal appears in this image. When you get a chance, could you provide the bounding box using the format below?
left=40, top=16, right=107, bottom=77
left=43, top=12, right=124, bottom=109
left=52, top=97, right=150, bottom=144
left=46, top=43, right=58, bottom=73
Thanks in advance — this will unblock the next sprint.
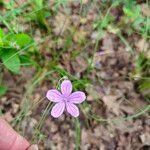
left=69, top=91, right=86, bottom=104
left=61, top=80, right=72, bottom=96
left=51, top=102, right=65, bottom=118
left=66, top=103, right=79, bottom=117
left=46, top=89, right=62, bottom=102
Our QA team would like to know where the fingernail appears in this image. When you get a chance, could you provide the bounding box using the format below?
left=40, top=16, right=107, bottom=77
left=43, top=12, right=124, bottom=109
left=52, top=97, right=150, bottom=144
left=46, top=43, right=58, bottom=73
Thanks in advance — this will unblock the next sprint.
left=28, top=144, right=38, bottom=150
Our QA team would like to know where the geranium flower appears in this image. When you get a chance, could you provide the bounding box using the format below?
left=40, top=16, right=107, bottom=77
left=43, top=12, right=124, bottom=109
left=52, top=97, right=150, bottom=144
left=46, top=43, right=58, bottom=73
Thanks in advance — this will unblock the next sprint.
left=46, top=80, right=86, bottom=118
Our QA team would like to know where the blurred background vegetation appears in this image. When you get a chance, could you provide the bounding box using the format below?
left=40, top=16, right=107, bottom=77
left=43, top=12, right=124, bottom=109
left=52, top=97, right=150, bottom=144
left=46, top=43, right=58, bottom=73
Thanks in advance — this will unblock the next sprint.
left=0, top=0, right=149, bottom=149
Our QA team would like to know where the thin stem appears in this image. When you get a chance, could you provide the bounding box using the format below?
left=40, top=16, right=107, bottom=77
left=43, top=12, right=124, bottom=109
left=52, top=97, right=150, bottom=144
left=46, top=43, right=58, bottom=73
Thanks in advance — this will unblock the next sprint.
left=89, top=104, right=150, bottom=123
left=32, top=102, right=52, bottom=143
left=75, top=118, right=81, bottom=150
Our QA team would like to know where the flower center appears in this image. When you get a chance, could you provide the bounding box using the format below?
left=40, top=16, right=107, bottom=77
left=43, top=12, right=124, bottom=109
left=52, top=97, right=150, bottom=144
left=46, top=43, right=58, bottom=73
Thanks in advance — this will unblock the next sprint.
left=63, top=97, right=69, bottom=103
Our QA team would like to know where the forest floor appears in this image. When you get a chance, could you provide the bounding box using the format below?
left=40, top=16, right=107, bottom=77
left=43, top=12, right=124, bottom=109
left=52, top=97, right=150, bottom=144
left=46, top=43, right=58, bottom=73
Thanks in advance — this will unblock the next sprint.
left=0, top=0, right=150, bottom=150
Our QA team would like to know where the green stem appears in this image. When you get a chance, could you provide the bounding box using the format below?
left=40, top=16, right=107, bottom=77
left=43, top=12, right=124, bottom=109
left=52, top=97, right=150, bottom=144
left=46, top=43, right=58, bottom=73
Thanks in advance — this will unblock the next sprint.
left=32, top=102, right=52, bottom=143
left=75, top=118, right=81, bottom=150
left=90, top=104, right=150, bottom=123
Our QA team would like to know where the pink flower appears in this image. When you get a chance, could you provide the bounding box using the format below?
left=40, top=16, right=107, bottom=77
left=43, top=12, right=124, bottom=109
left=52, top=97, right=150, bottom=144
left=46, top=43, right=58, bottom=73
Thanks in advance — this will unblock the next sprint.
left=46, top=80, right=86, bottom=118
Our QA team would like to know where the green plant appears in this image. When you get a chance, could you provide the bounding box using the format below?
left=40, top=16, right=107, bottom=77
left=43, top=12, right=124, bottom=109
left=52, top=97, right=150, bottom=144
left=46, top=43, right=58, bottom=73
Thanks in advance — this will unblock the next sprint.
left=0, top=1, right=27, bottom=33
left=29, top=0, right=50, bottom=29
left=122, top=0, right=149, bottom=35
left=123, top=0, right=141, bottom=19
left=0, top=85, right=7, bottom=96
left=134, top=53, right=150, bottom=101
left=0, top=28, right=34, bottom=73
left=54, top=0, right=68, bottom=10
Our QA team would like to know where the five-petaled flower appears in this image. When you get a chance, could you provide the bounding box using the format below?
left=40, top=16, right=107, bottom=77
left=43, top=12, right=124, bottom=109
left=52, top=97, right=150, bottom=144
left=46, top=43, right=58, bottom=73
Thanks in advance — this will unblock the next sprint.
left=46, top=80, right=86, bottom=118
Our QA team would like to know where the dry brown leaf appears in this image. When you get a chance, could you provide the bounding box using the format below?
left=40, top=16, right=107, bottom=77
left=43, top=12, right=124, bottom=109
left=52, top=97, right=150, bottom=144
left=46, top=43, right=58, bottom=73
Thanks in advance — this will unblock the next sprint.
left=73, top=30, right=87, bottom=43
left=102, top=95, right=121, bottom=115
left=141, top=4, right=150, bottom=16
left=102, top=34, right=114, bottom=51
left=53, top=12, right=70, bottom=35
left=71, top=56, right=88, bottom=73
left=62, top=53, right=71, bottom=72
left=140, top=133, right=150, bottom=145
left=85, top=84, right=101, bottom=101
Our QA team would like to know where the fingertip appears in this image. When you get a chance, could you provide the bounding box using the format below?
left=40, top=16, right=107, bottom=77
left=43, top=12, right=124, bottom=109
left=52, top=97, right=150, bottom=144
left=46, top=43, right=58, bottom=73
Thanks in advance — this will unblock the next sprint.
left=11, top=135, right=30, bottom=150
left=0, top=117, right=30, bottom=150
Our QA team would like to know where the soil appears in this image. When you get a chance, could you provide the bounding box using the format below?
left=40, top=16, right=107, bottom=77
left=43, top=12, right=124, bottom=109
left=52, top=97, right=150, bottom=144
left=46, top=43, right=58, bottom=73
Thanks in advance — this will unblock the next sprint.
left=0, top=0, right=150, bottom=150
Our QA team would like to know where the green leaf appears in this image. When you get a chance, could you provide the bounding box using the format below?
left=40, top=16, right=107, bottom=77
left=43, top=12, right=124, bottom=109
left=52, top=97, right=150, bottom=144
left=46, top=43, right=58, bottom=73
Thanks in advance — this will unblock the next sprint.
left=0, top=48, right=2, bottom=56
left=123, top=2, right=141, bottom=19
left=0, top=28, right=4, bottom=46
left=0, top=38, right=3, bottom=47
left=1, top=49, right=20, bottom=73
left=0, top=85, right=7, bottom=96
left=4, top=33, right=33, bottom=48
left=31, top=0, right=49, bottom=29
left=13, top=33, right=33, bottom=47
left=135, top=53, right=148, bottom=74
left=0, top=28, right=4, bottom=37
left=35, top=0, right=43, bottom=8
left=139, top=81, right=150, bottom=92
left=20, top=55, right=36, bottom=66
left=94, top=14, right=113, bottom=30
